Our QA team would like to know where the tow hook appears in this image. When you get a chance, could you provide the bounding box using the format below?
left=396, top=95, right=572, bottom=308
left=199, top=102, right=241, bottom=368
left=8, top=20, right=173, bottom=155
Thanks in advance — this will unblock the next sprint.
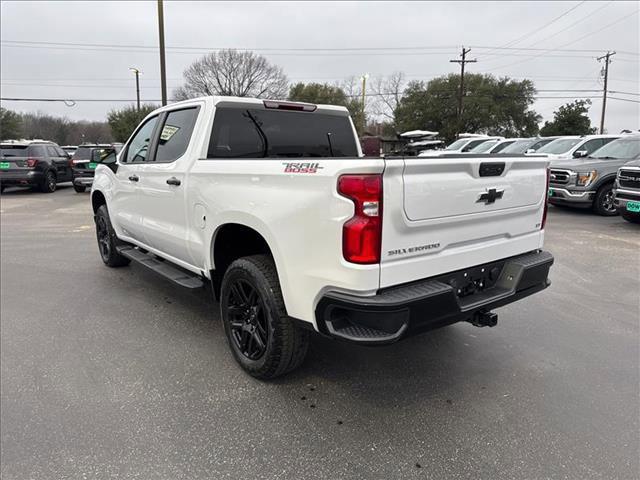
left=468, top=310, right=498, bottom=328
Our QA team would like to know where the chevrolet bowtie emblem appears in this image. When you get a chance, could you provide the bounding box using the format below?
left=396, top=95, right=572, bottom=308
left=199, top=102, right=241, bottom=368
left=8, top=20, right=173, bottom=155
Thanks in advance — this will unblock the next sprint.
left=477, top=188, right=504, bottom=204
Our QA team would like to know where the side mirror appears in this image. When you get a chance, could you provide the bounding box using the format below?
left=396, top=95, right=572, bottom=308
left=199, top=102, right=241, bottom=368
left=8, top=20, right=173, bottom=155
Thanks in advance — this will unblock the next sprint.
left=573, top=150, right=588, bottom=158
left=91, top=148, right=117, bottom=172
left=525, top=148, right=536, bottom=154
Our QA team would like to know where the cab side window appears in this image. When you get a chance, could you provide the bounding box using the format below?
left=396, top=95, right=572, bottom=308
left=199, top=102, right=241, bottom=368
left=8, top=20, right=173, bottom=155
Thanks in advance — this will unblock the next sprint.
left=155, top=107, right=199, bottom=163
left=124, top=116, right=159, bottom=163
left=46, top=146, right=59, bottom=158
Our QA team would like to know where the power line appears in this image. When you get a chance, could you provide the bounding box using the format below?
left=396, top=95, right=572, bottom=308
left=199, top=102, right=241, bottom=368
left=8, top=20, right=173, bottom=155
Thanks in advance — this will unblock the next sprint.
left=483, top=1, right=613, bottom=60
left=479, top=1, right=586, bottom=56
left=608, top=96, right=640, bottom=104
left=485, top=8, right=639, bottom=72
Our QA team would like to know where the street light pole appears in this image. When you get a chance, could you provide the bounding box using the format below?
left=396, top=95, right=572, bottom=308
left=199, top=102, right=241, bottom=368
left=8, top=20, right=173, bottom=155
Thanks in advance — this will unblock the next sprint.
left=360, top=74, right=369, bottom=134
left=129, top=68, right=141, bottom=111
left=157, top=0, right=167, bottom=106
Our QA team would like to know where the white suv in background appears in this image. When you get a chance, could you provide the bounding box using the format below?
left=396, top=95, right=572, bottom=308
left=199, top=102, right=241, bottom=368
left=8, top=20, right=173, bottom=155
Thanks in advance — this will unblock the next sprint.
left=533, top=135, right=620, bottom=161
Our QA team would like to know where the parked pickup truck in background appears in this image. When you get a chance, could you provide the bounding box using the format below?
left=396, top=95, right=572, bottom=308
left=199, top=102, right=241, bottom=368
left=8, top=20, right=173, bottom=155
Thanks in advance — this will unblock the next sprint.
left=613, top=138, right=640, bottom=223
left=90, top=96, right=554, bottom=379
left=548, top=135, right=640, bottom=216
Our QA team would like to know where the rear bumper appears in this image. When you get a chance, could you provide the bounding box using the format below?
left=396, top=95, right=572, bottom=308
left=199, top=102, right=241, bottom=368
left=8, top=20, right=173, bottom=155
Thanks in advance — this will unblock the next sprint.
left=73, top=176, right=94, bottom=187
left=548, top=186, right=594, bottom=206
left=315, top=250, right=554, bottom=345
left=0, top=170, right=44, bottom=186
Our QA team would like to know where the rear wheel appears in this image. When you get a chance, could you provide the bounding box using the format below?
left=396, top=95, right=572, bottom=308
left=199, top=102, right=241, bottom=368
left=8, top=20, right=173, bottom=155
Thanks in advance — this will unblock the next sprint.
left=40, top=171, right=57, bottom=193
left=73, top=184, right=87, bottom=193
left=593, top=183, right=617, bottom=216
left=95, top=205, right=131, bottom=267
left=221, top=255, right=309, bottom=379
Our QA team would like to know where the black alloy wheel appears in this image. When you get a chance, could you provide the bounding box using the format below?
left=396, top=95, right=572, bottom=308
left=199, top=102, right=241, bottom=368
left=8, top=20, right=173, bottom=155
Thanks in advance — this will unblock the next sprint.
left=95, top=213, right=112, bottom=262
left=225, top=279, right=269, bottom=360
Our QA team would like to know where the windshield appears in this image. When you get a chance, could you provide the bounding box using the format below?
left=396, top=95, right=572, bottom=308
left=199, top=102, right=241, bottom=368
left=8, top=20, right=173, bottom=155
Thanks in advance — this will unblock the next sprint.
left=208, top=108, right=358, bottom=158
left=501, top=139, right=537, bottom=154
left=469, top=140, right=499, bottom=153
left=528, top=138, right=555, bottom=151
left=490, top=140, right=516, bottom=153
left=536, top=138, right=581, bottom=154
left=445, top=139, right=468, bottom=151
left=591, top=137, right=640, bottom=159
left=72, top=147, right=93, bottom=160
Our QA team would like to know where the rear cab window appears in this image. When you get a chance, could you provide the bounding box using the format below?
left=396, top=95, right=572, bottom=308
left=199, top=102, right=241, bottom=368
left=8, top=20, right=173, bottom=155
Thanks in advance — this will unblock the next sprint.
left=207, top=107, right=358, bottom=158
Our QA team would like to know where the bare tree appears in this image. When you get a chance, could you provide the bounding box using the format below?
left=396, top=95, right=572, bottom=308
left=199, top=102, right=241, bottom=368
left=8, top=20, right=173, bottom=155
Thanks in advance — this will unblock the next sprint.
left=370, top=72, right=406, bottom=122
left=173, top=49, right=289, bottom=101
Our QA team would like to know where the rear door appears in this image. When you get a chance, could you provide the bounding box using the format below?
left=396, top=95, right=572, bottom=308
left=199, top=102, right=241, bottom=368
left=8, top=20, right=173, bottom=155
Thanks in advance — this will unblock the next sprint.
left=380, top=155, right=548, bottom=288
left=46, top=145, right=70, bottom=181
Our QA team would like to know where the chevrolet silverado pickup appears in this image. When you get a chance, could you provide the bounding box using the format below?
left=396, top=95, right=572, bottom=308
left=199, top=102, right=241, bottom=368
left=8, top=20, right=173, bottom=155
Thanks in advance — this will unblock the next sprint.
left=90, top=96, right=554, bottom=379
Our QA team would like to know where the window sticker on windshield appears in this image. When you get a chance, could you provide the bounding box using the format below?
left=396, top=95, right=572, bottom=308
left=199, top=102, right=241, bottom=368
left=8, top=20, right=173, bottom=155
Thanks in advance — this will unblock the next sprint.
left=160, top=125, right=180, bottom=141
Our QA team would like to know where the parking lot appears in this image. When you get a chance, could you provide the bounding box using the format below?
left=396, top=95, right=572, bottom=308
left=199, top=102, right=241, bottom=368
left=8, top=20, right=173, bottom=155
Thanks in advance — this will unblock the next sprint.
left=1, top=185, right=638, bottom=479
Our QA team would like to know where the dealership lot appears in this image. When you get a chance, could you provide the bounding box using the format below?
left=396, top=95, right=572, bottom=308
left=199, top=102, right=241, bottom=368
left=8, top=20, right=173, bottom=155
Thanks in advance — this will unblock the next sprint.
left=1, top=186, right=638, bottom=479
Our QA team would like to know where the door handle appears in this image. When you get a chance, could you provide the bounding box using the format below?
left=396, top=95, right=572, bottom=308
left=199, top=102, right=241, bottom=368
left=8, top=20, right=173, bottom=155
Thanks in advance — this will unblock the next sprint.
left=166, top=177, right=181, bottom=186
left=128, top=175, right=139, bottom=182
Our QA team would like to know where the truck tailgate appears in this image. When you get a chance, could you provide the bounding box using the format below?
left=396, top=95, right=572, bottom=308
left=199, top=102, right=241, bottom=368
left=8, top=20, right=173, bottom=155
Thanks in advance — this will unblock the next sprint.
left=380, top=156, right=548, bottom=288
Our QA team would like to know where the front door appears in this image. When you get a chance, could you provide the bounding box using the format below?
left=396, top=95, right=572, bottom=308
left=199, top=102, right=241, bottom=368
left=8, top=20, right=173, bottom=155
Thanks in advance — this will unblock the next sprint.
left=110, top=115, right=160, bottom=244
left=135, top=106, right=200, bottom=266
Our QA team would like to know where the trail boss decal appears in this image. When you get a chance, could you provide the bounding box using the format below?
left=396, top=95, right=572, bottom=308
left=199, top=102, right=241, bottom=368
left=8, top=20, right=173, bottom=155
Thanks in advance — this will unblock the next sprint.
left=283, top=162, right=324, bottom=174
left=388, top=243, right=440, bottom=257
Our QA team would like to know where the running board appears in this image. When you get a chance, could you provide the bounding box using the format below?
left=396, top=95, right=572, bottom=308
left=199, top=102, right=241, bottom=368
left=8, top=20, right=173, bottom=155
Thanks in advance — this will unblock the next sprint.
left=116, top=246, right=204, bottom=289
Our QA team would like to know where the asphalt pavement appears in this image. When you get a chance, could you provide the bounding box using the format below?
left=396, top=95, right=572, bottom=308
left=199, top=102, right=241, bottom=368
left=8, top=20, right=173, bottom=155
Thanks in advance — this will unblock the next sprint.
left=1, top=185, right=638, bottom=480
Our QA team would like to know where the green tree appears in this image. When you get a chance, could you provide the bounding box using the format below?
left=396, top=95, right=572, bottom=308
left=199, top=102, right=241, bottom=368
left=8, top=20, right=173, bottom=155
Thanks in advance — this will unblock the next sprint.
left=289, top=82, right=365, bottom=134
left=539, top=99, right=596, bottom=136
left=394, top=74, right=540, bottom=142
left=0, top=107, right=23, bottom=140
left=107, top=104, right=158, bottom=143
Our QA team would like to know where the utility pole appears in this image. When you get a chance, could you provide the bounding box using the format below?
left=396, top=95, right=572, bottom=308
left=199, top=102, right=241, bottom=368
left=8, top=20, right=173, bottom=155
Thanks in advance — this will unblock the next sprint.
left=361, top=74, right=369, bottom=134
left=597, top=51, right=615, bottom=134
left=129, top=67, right=141, bottom=111
left=157, top=0, right=167, bottom=106
left=450, top=46, right=476, bottom=138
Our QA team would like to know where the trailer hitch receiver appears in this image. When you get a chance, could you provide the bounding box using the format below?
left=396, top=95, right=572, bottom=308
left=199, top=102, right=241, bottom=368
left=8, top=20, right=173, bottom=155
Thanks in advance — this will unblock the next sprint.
left=468, top=310, right=498, bottom=328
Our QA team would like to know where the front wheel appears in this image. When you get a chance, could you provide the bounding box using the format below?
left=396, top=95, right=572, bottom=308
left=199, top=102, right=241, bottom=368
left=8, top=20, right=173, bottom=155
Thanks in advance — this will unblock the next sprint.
left=40, top=171, right=57, bottom=193
left=593, top=184, right=617, bottom=216
left=73, top=184, right=87, bottom=193
left=220, top=255, right=309, bottom=379
left=95, top=205, right=131, bottom=267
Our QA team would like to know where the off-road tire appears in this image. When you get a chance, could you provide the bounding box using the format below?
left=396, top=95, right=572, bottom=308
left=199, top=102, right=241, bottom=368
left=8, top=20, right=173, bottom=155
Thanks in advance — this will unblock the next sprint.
left=95, top=205, right=131, bottom=267
left=221, top=254, right=309, bottom=379
left=73, top=184, right=87, bottom=193
left=593, top=183, right=617, bottom=216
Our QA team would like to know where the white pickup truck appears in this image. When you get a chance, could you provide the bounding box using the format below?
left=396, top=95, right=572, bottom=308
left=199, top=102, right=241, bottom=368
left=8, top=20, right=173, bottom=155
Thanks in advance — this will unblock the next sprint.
left=91, top=96, right=554, bottom=379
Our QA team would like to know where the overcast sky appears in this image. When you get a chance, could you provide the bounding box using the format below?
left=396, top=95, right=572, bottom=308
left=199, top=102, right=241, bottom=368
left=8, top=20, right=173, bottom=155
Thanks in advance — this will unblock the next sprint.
left=1, top=1, right=638, bottom=133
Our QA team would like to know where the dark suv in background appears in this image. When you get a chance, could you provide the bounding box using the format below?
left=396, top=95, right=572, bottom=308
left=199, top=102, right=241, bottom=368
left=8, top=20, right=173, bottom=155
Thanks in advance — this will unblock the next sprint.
left=0, top=140, right=72, bottom=193
left=71, top=144, right=122, bottom=193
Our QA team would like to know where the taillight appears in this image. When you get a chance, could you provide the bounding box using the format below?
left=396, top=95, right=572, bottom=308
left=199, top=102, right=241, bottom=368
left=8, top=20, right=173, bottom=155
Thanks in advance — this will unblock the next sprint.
left=26, top=158, right=38, bottom=168
left=541, top=167, right=550, bottom=230
left=338, top=174, right=383, bottom=264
